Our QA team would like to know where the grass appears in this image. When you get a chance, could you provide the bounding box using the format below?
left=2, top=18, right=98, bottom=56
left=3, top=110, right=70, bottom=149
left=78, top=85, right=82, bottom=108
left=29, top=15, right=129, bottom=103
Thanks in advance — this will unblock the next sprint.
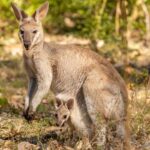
left=0, top=39, right=150, bottom=150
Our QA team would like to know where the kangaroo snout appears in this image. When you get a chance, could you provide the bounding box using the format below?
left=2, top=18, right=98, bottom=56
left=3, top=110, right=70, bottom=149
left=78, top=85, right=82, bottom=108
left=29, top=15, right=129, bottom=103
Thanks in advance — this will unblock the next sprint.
left=24, top=41, right=31, bottom=50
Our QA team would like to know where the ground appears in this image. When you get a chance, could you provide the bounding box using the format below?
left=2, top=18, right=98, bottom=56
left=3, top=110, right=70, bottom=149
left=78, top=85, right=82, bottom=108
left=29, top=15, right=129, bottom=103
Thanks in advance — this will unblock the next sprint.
left=0, top=34, right=150, bottom=150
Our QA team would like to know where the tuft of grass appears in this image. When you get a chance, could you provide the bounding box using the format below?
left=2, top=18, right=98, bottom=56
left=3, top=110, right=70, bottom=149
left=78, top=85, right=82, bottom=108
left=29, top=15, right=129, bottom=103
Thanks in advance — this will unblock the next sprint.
left=0, top=98, right=8, bottom=106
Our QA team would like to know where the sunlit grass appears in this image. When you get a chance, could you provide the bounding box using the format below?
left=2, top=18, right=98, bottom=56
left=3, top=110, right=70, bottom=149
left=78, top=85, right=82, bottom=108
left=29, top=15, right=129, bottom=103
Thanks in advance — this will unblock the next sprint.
left=0, top=42, right=150, bottom=149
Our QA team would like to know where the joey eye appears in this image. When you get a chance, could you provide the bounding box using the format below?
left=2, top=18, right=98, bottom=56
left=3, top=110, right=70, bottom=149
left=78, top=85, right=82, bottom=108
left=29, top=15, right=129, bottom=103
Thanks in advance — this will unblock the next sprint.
left=33, top=30, right=37, bottom=34
left=55, top=114, right=58, bottom=118
left=63, top=115, right=67, bottom=119
left=20, top=30, right=24, bottom=34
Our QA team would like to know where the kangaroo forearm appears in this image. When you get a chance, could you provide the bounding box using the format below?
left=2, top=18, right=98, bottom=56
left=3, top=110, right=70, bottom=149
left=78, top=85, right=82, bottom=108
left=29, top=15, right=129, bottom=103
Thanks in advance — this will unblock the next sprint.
left=26, top=54, right=53, bottom=112
left=30, top=79, right=51, bottom=112
left=24, top=77, right=37, bottom=111
left=28, top=77, right=37, bottom=99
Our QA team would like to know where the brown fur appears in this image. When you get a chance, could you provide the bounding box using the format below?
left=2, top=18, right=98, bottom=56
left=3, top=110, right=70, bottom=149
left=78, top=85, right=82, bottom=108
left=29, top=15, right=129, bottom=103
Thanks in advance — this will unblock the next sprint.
left=11, top=2, right=130, bottom=149
left=55, top=98, right=94, bottom=149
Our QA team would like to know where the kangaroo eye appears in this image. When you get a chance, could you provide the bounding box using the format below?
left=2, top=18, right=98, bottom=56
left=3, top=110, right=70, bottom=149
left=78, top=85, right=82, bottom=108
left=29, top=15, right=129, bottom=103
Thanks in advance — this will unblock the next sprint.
left=55, top=114, right=58, bottom=118
left=33, top=30, right=37, bottom=34
left=63, top=115, right=67, bottom=119
left=20, top=30, right=24, bottom=34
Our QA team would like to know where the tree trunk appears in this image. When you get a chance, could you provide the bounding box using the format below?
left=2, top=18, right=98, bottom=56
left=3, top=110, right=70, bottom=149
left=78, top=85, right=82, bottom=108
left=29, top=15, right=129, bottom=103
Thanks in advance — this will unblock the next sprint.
left=115, top=0, right=121, bottom=35
left=90, top=0, right=107, bottom=52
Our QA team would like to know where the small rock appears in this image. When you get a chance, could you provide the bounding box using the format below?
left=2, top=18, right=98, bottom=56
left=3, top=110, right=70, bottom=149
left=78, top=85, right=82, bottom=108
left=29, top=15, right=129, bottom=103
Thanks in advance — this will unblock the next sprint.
left=64, top=17, right=75, bottom=28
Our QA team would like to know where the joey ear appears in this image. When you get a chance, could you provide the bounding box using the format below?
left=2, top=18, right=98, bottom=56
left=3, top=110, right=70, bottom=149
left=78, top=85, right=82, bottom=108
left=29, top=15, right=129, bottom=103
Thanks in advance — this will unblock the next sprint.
left=32, top=1, right=49, bottom=22
left=55, top=98, right=62, bottom=108
left=11, top=3, right=28, bottom=21
left=66, top=99, right=74, bottom=110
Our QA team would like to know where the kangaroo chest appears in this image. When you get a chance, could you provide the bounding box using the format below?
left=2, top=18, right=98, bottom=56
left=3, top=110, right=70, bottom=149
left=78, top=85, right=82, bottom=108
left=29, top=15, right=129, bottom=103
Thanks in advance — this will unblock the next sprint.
left=24, top=55, right=37, bottom=74
left=28, top=58, right=35, bottom=70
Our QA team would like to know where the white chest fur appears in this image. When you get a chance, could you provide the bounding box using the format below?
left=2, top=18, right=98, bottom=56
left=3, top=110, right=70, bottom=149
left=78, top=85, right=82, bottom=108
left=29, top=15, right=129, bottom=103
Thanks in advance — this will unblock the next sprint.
left=26, top=57, right=35, bottom=72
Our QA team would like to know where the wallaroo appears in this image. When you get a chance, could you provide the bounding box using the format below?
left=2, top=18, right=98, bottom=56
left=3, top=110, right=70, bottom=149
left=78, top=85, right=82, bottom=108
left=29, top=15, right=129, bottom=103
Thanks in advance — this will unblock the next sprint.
left=55, top=98, right=94, bottom=149
left=11, top=1, right=131, bottom=149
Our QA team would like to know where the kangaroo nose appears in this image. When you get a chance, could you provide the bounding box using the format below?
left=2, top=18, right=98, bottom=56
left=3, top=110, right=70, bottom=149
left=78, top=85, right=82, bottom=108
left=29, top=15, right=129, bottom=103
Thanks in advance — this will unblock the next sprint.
left=24, top=41, right=31, bottom=50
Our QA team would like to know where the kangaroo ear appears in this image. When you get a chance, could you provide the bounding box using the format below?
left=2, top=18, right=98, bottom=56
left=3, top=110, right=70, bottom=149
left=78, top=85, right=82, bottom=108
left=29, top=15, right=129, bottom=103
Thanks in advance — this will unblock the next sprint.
left=66, top=99, right=74, bottom=110
left=11, top=2, right=28, bottom=21
left=32, top=1, right=49, bottom=22
left=55, top=98, right=62, bottom=108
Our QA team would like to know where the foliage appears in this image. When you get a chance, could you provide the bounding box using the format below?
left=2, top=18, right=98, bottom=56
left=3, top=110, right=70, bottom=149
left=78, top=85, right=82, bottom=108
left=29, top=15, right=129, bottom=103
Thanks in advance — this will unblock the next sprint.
left=0, top=0, right=149, bottom=42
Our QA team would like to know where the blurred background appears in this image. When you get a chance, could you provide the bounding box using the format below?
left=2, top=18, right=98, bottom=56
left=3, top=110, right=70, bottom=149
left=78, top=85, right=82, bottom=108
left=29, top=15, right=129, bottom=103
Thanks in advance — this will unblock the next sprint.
left=0, top=0, right=150, bottom=149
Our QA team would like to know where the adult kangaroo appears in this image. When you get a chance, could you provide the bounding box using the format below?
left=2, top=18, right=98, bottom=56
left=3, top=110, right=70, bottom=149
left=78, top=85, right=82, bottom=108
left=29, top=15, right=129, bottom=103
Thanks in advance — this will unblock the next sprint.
left=11, top=2, right=130, bottom=149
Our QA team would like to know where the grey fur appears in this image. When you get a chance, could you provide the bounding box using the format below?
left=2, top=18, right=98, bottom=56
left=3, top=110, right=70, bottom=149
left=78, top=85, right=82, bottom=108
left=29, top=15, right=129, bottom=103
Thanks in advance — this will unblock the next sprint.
left=11, top=2, right=130, bottom=149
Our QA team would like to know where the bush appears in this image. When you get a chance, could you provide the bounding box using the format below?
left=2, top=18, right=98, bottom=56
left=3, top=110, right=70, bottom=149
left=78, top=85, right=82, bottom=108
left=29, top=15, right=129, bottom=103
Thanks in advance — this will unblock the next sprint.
left=0, top=0, right=148, bottom=42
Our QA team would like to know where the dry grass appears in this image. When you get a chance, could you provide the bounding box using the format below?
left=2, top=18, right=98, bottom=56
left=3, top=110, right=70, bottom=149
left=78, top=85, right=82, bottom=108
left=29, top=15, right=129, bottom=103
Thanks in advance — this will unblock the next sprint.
left=0, top=35, right=150, bottom=150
